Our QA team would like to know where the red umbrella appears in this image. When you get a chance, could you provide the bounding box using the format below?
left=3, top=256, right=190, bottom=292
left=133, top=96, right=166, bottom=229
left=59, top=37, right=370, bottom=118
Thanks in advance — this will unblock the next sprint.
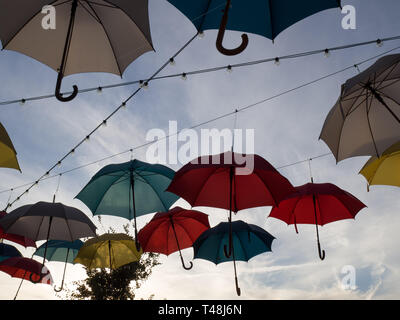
left=269, top=183, right=366, bottom=260
left=0, top=257, right=53, bottom=284
left=138, top=206, right=210, bottom=270
left=167, top=151, right=294, bottom=258
left=0, top=212, right=36, bottom=248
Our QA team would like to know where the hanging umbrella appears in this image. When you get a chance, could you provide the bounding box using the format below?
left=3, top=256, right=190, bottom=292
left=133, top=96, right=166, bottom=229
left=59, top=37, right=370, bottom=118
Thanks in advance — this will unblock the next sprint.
left=75, top=159, right=179, bottom=250
left=0, top=212, right=36, bottom=248
left=137, top=206, right=210, bottom=270
left=320, top=54, right=400, bottom=162
left=0, top=201, right=96, bottom=282
left=193, top=220, right=275, bottom=296
left=74, top=233, right=142, bottom=270
left=0, top=0, right=154, bottom=102
left=0, top=122, right=20, bottom=171
left=167, top=151, right=294, bottom=258
left=0, top=243, right=22, bottom=262
left=34, top=240, right=83, bottom=292
left=0, top=257, right=53, bottom=284
left=359, top=141, right=400, bottom=190
left=167, top=0, right=341, bottom=56
left=269, top=183, right=366, bottom=260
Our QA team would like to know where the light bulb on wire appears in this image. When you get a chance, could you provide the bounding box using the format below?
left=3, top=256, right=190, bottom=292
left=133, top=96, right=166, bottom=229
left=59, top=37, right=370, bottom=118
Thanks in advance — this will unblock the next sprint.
left=274, top=57, right=280, bottom=66
left=324, top=49, right=330, bottom=58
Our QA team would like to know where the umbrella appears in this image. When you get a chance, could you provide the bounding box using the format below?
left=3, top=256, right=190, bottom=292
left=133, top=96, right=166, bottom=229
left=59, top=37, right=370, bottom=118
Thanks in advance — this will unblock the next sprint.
left=320, top=54, right=400, bottom=162
left=167, top=0, right=341, bottom=56
left=76, top=159, right=179, bottom=250
left=0, top=257, right=53, bottom=284
left=0, top=201, right=96, bottom=282
left=74, top=233, right=142, bottom=270
left=269, top=182, right=366, bottom=260
left=34, top=240, right=83, bottom=292
left=0, top=211, right=36, bottom=248
left=0, top=243, right=22, bottom=262
left=137, top=206, right=210, bottom=270
left=0, top=122, right=20, bottom=171
left=167, top=151, right=294, bottom=258
left=193, top=220, right=275, bottom=296
left=0, top=0, right=153, bottom=102
left=360, top=141, right=400, bottom=190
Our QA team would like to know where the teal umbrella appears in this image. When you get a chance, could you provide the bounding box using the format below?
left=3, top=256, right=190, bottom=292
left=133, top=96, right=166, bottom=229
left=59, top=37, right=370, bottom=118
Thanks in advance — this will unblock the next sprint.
left=167, top=0, right=341, bottom=55
left=76, top=160, right=179, bottom=249
left=193, top=220, right=275, bottom=296
left=34, top=240, right=83, bottom=292
left=0, top=243, right=22, bottom=262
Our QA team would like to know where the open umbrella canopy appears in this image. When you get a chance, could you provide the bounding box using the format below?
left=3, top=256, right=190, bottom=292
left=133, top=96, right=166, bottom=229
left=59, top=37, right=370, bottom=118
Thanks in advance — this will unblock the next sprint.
left=0, top=243, right=22, bottom=262
left=0, top=257, right=53, bottom=285
left=269, top=182, right=366, bottom=259
left=0, top=212, right=36, bottom=248
left=360, top=141, right=400, bottom=189
left=167, top=151, right=295, bottom=211
left=0, top=0, right=154, bottom=101
left=167, top=0, right=341, bottom=55
left=193, top=220, right=275, bottom=296
left=0, top=201, right=97, bottom=242
left=193, top=220, right=275, bottom=264
left=0, top=122, right=20, bottom=171
left=74, top=233, right=142, bottom=270
left=320, top=54, right=400, bottom=162
left=138, top=206, right=210, bottom=270
left=34, top=240, right=83, bottom=264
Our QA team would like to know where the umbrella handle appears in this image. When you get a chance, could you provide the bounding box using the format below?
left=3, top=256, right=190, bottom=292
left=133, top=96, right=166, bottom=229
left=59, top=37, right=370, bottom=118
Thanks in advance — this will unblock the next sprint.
left=29, top=272, right=43, bottom=284
left=224, top=243, right=232, bottom=258
left=318, top=242, right=326, bottom=261
left=55, top=72, right=78, bottom=102
left=135, top=238, right=141, bottom=252
left=182, top=259, right=194, bottom=271
left=216, top=0, right=248, bottom=56
left=54, top=281, right=64, bottom=292
left=235, top=276, right=241, bottom=296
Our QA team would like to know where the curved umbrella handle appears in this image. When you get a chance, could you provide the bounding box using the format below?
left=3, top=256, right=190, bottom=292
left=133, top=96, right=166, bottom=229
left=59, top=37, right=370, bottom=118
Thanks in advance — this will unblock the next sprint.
left=216, top=0, right=249, bottom=56
left=55, top=72, right=78, bottom=102
left=235, top=276, right=241, bottom=296
left=223, top=243, right=232, bottom=258
left=318, top=242, right=326, bottom=261
left=29, top=272, right=43, bottom=284
left=181, top=259, right=194, bottom=271
left=54, top=281, right=64, bottom=292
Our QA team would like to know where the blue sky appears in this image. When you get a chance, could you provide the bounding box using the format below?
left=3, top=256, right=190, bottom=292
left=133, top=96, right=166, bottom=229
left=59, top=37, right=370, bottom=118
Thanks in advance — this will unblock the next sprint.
left=1, top=0, right=400, bottom=299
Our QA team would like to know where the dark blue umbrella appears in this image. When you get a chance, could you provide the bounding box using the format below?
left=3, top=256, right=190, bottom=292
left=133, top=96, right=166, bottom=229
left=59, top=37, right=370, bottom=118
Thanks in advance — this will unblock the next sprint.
left=193, top=220, right=275, bottom=296
left=0, top=243, right=22, bottom=262
left=167, top=0, right=342, bottom=55
left=34, top=240, right=83, bottom=292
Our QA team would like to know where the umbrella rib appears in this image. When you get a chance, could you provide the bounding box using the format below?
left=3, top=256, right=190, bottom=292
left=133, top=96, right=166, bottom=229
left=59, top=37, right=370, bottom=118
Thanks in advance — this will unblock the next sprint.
left=134, top=170, right=171, bottom=211
left=1, top=0, right=60, bottom=48
left=234, top=230, right=249, bottom=262
left=345, top=88, right=368, bottom=116
left=251, top=171, right=281, bottom=207
left=85, top=1, right=123, bottom=76
left=375, top=61, right=400, bottom=90
left=375, top=78, right=400, bottom=92
left=101, top=0, right=154, bottom=52
left=365, top=91, right=380, bottom=157
left=78, top=0, right=101, bottom=23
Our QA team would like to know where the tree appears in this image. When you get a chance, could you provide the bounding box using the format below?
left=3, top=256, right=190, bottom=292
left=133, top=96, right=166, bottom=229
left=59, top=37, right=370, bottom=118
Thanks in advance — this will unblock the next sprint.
left=66, top=223, right=160, bottom=300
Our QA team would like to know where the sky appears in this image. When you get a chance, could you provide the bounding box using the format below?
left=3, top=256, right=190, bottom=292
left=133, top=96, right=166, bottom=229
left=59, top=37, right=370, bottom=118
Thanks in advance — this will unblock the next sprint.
left=1, top=0, right=400, bottom=300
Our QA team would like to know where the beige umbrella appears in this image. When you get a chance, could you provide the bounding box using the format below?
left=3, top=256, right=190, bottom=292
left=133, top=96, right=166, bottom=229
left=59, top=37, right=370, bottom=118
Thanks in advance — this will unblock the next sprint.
left=0, top=0, right=153, bottom=102
left=319, top=54, right=400, bottom=162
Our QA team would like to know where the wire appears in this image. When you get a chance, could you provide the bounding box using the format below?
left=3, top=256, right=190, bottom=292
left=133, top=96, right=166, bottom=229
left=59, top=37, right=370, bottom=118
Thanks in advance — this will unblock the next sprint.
left=3, top=44, right=400, bottom=202
left=1, top=35, right=399, bottom=106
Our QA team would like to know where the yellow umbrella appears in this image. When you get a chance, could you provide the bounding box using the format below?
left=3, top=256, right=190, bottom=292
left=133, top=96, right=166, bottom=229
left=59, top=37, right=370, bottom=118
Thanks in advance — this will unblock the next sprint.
left=360, top=141, right=400, bottom=190
left=74, top=233, right=142, bottom=270
left=0, top=122, right=20, bottom=171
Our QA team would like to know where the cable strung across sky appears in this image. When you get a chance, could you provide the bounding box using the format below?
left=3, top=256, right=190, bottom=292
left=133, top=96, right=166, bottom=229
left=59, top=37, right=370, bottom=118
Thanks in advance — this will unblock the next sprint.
left=1, top=35, right=399, bottom=107
left=2, top=43, right=400, bottom=207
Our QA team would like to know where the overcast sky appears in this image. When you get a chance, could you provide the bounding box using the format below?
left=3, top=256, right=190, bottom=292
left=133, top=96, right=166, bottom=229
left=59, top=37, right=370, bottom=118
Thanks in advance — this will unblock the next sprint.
left=1, top=0, right=400, bottom=300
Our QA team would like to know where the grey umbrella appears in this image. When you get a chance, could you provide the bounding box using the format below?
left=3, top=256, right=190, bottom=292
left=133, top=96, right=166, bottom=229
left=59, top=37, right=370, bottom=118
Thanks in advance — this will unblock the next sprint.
left=0, top=201, right=96, bottom=282
left=0, top=0, right=153, bottom=102
left=319, top=54, right=400, bottom=162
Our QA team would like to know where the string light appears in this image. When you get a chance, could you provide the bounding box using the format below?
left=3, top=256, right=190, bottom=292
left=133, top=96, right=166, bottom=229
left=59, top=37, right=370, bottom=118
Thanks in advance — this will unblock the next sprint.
left=274, top=57, right=280, bottom=66
left=198, top=31, right=205, bottom=38
left=376, top=39, right=383, bottom=47
left=19, top=99, right=26, bottom=106
left=97, top=87, right=103, bottom=93
left=181, top=73, right=187, bottom=80
left=169, top=58, right=176, bottom=66
left=226, top=65, right=233, bottom=73
left=324, top=48, right=330, bottom=57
